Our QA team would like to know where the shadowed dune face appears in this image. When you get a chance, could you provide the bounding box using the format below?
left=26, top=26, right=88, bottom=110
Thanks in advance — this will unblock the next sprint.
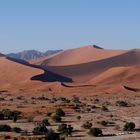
left=0, top=57, right=72, bottom=90
left=32, top=45, right=127, bottom=66
left=45, top=49, right=140, bottom=82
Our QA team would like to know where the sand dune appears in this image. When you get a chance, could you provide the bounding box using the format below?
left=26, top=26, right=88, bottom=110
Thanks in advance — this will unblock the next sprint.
left=45, top=49, right=140, bottom=82
left=1, top=46, right=140, bottom=93
left=32, top=45, right=127, bottom=66
left=90, top=65, right=140, bottom=85
left=0, top=57, right=43, bottom=84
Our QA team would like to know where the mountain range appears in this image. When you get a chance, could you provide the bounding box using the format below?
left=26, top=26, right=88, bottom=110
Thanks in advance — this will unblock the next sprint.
left=7, top=49, right=62, bottom=61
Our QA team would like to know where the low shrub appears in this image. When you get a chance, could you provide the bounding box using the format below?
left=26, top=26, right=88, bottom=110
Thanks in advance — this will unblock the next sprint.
left=88, top=128, right=102, bottom=137
left=123, top=122, right=135, bottom=131
left=56, top=108, right=65, bottom=117
left=33, top=126, right=48, bottom=135
left=58, top=124, right=73, bottom=136
left=116, top=101, right=128, bottom=107
left=52, top=115, right=62, bottom=122
left=82, top=121, right=92, bottom=129
left=0, top=125, right=11, bottom=132
left=12, top=127, right=22, bottom=133
left=42, top=118, right=50, bottom=126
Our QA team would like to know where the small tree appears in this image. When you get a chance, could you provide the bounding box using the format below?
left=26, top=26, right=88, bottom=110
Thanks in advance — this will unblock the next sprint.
left=42, top=118, right=50, bottom=126
left=123, top=122, right=135, bottom=131
left=88, top=128, right=102, bottom=137
left=58, top=124, right=73, bottom=136
left=52, top=115, right=62, bottom=122
left=56, top=108, right=65, bottom=117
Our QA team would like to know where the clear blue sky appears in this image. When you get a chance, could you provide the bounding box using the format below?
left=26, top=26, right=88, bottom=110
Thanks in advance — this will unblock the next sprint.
left=0, top=0, right=140, bottom=53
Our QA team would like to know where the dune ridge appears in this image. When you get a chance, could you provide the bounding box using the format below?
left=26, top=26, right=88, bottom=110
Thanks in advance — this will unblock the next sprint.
left=45, top=49, right=140, bottom=82
left=32, top=45, right=127, bottom=66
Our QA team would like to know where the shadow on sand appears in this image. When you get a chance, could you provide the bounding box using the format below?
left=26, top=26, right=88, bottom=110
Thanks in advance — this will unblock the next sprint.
left=6, top=56, right=73, bottom=82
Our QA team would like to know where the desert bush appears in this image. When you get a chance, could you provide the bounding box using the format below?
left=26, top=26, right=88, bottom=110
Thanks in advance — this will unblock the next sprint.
left=100, top=121, right=109, bottom=126
left=100, top=120, right=108, bottom=126
left=82, top=121, right=92, bottom=129
left=123, top=122, right=135, bottom=131
left=94, top=98, right=99, bottom=103
left=58, top=124, right=73, bottom=136
left=72, top=97, right=81, bottom=103
left=52, top=115, right=62, bottom=122
left=42, top=118, right=50, bottom=126
left=2, top=109, right=21, bottom=120
left=101, top=106, right=109, bottom=112
left=77, top=116, right=81, bottom=120
left=33, top=125, right=48, bottom=135
left=116, top=100, right=128, bottom=107
left=38, top=96, right=48, bottom=101
left=86, top=108, right=91, bottom=112
left=88, top=128, right=102, bottom=137
left=0, top=125, right=11, bottom=132
left=56, top=108, right=65, bottom=117
left=60, top=97, right=70, bottom=103
left=91, top=105, right=97, bottom=109
left=12, top=127, right=22, bottom=133
left=45, top=129, right=60, bottom=140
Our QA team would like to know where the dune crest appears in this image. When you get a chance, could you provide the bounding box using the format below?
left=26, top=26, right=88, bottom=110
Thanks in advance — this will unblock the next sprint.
left=32, top=45, right=127, bottom=66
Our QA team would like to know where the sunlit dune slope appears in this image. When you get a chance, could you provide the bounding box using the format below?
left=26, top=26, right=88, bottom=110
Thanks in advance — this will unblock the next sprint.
left=0, top=57, right=44, bottom=87
left=31, top=45, right=127, bottom=66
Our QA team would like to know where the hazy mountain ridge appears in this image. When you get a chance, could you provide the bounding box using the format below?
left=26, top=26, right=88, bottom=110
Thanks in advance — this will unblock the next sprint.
left=7, top=49, right=62, bottom=60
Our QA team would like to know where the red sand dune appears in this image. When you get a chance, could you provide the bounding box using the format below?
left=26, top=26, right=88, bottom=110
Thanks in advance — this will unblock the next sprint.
left=1, top=46, right=140, bottom=94
left=45, top=49, right=140, bottom=82
left=31, top=45, right=127, bottom=66
left=0, top=56, right=44, bottom=89
left=90, top=65, right=140, bottom=85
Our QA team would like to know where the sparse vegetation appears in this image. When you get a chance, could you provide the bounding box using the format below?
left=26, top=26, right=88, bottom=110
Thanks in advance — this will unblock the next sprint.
left=12, top=127, right=22, bottom=133
left=45, top=129, right=60, bottom=140
left=123, top=122, right=135, bottom=131
left=82, top=121, right=92, bottom=129
left=88, top=128, right=102, bottom=137
left=0, top=125, right=11, bottom=132
left=58, top=123, right=73, bottom=136
left=33, top=125, right=48, bottom=135
left=52, top=115, right=62, bottom=122
left=56, top=108, right=65, bottom=117
left=116, top=100, right=128, bottom=107
left=77, top=115, right=81, bottom=120
left=101, top=106, right=109, bottom=112
left=100, top=120, right=109, bottom=126
left=42, top=118, right=50, bottom=126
